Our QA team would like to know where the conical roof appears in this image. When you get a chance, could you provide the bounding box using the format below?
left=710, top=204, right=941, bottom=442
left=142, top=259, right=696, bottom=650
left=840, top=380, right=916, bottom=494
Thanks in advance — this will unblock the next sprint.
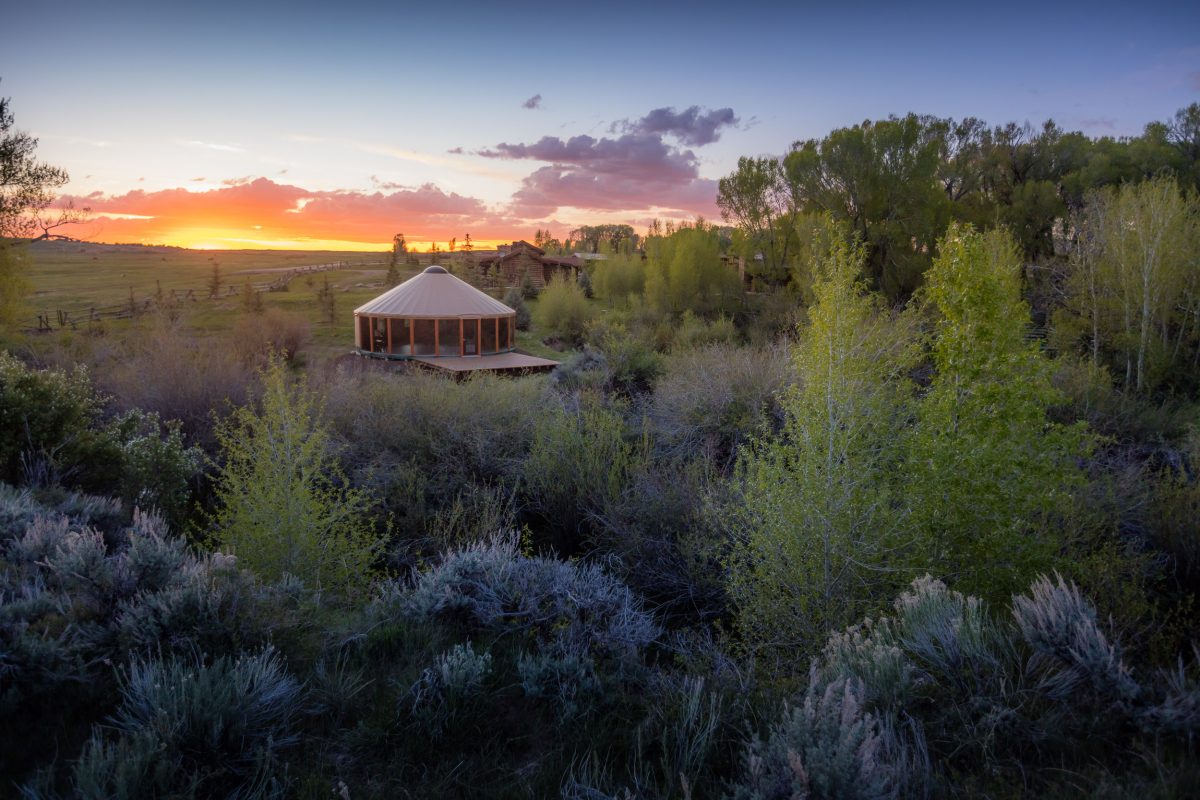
left=354, top=266, right=514, bottom=318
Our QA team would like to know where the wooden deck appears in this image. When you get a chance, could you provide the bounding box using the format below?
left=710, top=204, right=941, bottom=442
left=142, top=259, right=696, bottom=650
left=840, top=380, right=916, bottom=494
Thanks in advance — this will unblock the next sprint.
left=410, top=350, right=560, bottom=374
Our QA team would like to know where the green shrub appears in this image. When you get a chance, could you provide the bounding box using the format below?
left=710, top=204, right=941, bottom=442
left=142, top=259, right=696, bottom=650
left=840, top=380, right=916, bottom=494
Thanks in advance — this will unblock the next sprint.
left=211, top=357, right=383, bottom=598
left=522, top=399, right=643, bottom=548
left=0, top=352, right=112, bottom=488
left=536, top=275, right=595, bottom=347
left=593, top=256, right=646, bottom=307
left=577, top=267, right=594, bottom=299
left=106, top=409, right=202, bottom=529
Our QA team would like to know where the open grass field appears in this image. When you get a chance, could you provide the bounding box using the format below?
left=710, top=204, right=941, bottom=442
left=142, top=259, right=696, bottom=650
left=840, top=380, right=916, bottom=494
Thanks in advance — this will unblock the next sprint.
left=19, top=241, right=566, bottom=362
left=24, top=240, right=388, bottom=311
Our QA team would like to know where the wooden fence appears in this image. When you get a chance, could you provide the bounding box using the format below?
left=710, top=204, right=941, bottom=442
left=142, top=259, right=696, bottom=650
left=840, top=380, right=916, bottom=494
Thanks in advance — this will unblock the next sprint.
left=24, top=260, right=382, bottom=332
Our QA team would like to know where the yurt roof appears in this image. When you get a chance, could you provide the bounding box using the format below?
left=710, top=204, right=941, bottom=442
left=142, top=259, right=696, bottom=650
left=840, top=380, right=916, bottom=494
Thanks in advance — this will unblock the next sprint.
left=354, top=266, right=515, bottom=318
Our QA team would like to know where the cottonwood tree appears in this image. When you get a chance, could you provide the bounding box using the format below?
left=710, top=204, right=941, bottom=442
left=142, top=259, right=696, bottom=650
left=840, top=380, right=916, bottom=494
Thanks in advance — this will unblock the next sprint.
left=726, top=220, right=917, bottom=670
left=211, top=357, right=383, bottom=597
left=1056, top=176, right=1198, bottom=393
left=717, top=156, right=798, bottom=285
left=906, top=225, right=1090, bottom=603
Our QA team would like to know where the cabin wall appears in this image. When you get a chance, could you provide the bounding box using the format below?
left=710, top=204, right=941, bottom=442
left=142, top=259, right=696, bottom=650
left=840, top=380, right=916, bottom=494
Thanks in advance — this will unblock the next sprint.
left=500, top=252, right=548, bottom=288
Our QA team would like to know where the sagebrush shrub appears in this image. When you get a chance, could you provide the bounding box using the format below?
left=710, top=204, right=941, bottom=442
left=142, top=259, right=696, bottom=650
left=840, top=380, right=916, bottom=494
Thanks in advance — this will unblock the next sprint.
left=1013, top=572, right=1139, bottom=703
left=390, top=536, right=659, bottom=662
left=732, top=676, right=903, bottom=800
left=55, top=649, right=301, bottom=800
left=407, top=641, right=494, bottom=734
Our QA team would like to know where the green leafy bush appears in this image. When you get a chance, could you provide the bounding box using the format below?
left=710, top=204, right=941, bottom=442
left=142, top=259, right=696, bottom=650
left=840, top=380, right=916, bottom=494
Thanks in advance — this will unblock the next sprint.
left=536, top=274, right=595, bottom=347
left=211, top=357, right=383, bottom=597
left=0, top=352, right=112, bottom=488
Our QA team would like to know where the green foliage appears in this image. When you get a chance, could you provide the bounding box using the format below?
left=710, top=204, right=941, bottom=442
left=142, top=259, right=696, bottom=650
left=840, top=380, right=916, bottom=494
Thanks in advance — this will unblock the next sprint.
left=523, top=399, right=643, bottom=549
left=784, top=114, right=951, bottom=299
left=503, top=285, right=532, bottom=330
left=644, top=224, right=742, bottom=317
left=717, top=156, right=797, bottom=284
left=906, top=225, right=1091, bottom=603
left=106, top=408, right=202, bottom=528
left=0, top=351, right=111, bottom=488
left=536, top=274, right=595, bottom=346
left=727, top=226, right=917, bottom=668
left=593, top=255, right=646, bottom=307
left=519, top=270, right=539, bottom=299
left=577, top=266, right=594, bottom=298
left=1054, top=175, right=1199, bottom=394
left=211, top=357, right=383, bottom=597
left=0, top=239, right=30, bottom=334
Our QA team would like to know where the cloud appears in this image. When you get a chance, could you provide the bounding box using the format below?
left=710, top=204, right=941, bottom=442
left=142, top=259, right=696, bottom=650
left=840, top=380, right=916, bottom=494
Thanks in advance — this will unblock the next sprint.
left=182, top=140, right=245, bottom=153
left=369, top=174, right=412, bottom=191
left=522, top=94, right=542, bottom=109
left=446, top=146, right=464, bottom=154
left=615, top=105, right=739, bottom=146
left=479, top=133, right=698, bottom=183
left=63, top=177, right=530, bottom=248
left=476, top=105, right=736, bottom=218
left=191, top=177, right=206, bottom=182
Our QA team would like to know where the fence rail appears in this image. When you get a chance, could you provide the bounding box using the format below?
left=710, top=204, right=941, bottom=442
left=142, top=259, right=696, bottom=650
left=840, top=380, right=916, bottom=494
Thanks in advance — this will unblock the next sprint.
left=23, top=260, right=383, bottom=332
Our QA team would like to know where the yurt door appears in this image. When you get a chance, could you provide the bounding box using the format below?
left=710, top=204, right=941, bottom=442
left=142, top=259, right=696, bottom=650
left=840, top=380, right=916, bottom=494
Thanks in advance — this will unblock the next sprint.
left=461, top=317, right=480, bottom=357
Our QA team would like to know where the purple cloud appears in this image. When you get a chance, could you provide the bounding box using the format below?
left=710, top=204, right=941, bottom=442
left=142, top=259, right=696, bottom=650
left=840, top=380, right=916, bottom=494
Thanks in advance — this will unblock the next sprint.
left=618, top=105, right=739, bottom=146
left=522, top=94, right=543, bottom=109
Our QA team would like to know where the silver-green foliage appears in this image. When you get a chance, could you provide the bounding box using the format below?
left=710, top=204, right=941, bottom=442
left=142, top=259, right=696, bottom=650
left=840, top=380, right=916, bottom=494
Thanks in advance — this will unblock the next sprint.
left=1, top=500, right=262, bottom=709
left=735, top=574, right=1200, bottom=795
left=58, top=649, right=301, bottom=800
left=408, top=641, right=494, bottom=734
left=733, top=677, right=902, bottom=800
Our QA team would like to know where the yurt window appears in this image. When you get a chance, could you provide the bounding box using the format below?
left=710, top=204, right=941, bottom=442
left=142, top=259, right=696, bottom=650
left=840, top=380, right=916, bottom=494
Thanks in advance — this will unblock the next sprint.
left=371, top=318, right=387, bottom=351
left=413, top=319, right=436, bottom=356
left=395, top=318, right=412, bottom=355
left=437, top=318, right=459, bottom=356
left=481, top=317, right=498, bottom=354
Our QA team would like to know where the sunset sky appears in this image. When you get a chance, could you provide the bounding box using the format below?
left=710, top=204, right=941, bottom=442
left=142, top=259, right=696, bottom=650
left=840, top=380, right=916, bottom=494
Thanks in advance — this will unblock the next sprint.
left=4, top=0, right=1198, bottom=251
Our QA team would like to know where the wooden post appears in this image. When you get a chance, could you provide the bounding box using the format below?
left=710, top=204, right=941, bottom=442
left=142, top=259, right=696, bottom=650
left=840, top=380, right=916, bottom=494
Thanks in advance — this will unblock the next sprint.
left=367, top=316, right=373, bottom=352
left=409, top=318, right=414, bottom=355
left=387, top=318, right=393, bottom=353
left=459, top=318, right=464, bottom=357
left=434, top=320, right=439, bottom=356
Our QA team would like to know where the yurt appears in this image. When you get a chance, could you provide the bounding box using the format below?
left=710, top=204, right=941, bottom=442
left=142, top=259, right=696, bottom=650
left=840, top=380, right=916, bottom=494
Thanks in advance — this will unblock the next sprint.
left=354, top=266, right=517, bottom=359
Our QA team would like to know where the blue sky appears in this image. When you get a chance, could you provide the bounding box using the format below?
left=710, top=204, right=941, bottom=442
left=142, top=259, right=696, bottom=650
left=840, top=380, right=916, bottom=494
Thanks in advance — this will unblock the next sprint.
left=2, top=0, right=1197, bottom=248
